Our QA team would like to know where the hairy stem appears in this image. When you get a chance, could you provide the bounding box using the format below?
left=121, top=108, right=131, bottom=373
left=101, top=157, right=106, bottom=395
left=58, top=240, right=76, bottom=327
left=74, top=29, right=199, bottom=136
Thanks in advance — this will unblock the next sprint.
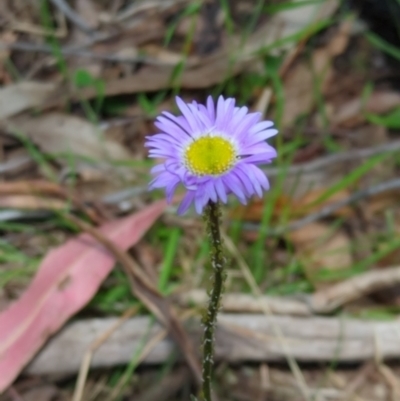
left=202, top=201, right=225, bottom=401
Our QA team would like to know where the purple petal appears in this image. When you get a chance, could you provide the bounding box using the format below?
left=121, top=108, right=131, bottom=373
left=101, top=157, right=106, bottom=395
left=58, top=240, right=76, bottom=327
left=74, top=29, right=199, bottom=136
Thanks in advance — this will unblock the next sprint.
left=233, top=113, right=261, bottom=139
left=194, top=192, right=207, bottom=214
left=225, top=106, right=249, bottom=134
left=146, top=133, right=183, bottom=147
left=204, top=180, right=218, bottom=203
left=241, top=150, right=277, bottom=164
left=215, top=97, right=236, bottom=131
left=223, top=174, right=247, bottom=204
left=214, top=178, right=228, bottom=203
left=148, top=142, right=180, bottom=158
left=240, top=164, right=262, bottom=197
left=150, top=164, right=165, bottom=174
left=232, top=167, right=255, bottom=197
left=149, top=171, right=177, bottom=190
left=177, top=191, right=196, bottom=215
left=176, top=96, right=202, bottom=133
left=181, top=171, right=199, bottom=190
left=248, top=120, right=275, bottom=135
left=215, top=96, right=226, bottom=127
left=165, top=178, right=180, bottom=203
left=187, top=103, right=212, bottom=129
left=155, top=117, right=191, bottom=140
left=245, top=129, right=278, bottom=147
left=248, top=164, right=270, bottom=190
left=206, top=96, right=215, bottom=122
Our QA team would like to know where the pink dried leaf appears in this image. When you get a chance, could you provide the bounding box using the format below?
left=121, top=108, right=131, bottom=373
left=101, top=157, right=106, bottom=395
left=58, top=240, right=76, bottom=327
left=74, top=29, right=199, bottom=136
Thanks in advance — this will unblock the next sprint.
left=0, top=200, right=166, bottom=392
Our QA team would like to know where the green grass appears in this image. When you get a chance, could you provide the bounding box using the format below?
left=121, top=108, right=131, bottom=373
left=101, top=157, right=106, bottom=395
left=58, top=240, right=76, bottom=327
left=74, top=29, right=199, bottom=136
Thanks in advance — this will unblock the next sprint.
left=14, top=131, right=58, bottom=182
left=164, top=1, right=202, bottom=47
left=72, top=68, right=105, bottom=122
left=308, top=151, right=393, bottom=208
left=348, top=306, right=400, bottom=321
left=90, top=270, right=138, bottom=314
left=366, top=31, right=400, bottom=62
left=40, top=0, right=68, bottom=80
left=158, top=227, right=181, bottom=294
left=263, top=0, right=327, bottom=14
left=0, top=241, right=39, bottom=287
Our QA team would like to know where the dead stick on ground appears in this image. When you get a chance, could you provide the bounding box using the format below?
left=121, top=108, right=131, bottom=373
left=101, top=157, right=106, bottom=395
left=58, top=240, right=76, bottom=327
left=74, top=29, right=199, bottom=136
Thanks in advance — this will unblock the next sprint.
left=176, top=289, right=311, bottom=316
left=0, top=41, right=163, bottom=65
left=65, top=213, right=202, bottom=386
left=179, top=265, right=400, bottom=317
left=49, top=0, right=97, bottom=36
left=0, top=180, right=104, bottom=224
left=310, top=265, right=400, bottom=313
left=26, top=313, right=400, bottom=373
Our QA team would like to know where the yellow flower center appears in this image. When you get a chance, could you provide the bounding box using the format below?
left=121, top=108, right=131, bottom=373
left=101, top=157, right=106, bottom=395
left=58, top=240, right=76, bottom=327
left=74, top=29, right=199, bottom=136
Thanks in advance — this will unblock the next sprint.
left=184, top=136, right=237, bottom=176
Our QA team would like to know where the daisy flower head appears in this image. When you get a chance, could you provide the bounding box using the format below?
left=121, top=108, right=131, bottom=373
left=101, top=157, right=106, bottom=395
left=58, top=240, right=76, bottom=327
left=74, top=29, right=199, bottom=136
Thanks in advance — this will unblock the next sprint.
left=146, top=96, right=278, bottom=215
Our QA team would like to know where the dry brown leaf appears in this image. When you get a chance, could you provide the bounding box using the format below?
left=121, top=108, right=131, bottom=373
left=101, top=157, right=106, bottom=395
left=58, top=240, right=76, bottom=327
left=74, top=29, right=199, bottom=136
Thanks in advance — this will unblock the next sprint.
left=6, top=113, right=131, bottom=161
left=0, top=195, right=66, bottom=210
left=332, top=91, right=400, bottom=127
left=232, top=188, right=352, bottom=223
left=230, top=195, right=291, bottom=222
left=288, top=222, right=352, bottom=287
left=142, top=44, right=185, bottom=65
left=0, top=81, right=56, bottom=120
left=0, top=180, right=103, bottom=223
left=270, top=0, right=338, bottom=50
left=282, top=62, right=316, bottom=127
left=364, top=192, right=400, bottom=217
left=282, top=18, right=352, bottom=127
left=0, top=180, right=73, bottom=196
left=292, top=188, right=352, bottom=217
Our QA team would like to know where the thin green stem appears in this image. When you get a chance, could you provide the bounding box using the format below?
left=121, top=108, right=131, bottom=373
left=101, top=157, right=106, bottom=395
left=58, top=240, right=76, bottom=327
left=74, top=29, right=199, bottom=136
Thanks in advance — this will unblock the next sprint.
left=202, top=201, right=225, bottom=401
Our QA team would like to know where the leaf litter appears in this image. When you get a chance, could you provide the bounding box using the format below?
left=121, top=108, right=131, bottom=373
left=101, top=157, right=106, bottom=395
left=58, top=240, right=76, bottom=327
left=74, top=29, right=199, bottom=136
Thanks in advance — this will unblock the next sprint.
left=1, top=0, right=400, bottom=400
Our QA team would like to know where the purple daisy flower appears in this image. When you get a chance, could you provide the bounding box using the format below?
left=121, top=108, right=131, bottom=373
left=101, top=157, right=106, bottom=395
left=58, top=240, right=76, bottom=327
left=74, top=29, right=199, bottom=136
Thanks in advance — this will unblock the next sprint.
left=145, top=95, right=278, bottom=214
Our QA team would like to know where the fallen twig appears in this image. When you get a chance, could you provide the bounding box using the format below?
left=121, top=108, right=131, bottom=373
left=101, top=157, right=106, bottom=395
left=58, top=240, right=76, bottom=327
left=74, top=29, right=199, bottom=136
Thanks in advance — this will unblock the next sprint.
left=310, top=265, right=400, bottom=313
left=179, top=265, right=400, bottom=316
left=49, top=0, right=97, bottom=37
left=25, top=313, right=400, bottom=375
left=0, top=180, right=104, bottom=224
left=0, top=41, right=161, bottom=65
left=176, top=289, right=311, bottom=316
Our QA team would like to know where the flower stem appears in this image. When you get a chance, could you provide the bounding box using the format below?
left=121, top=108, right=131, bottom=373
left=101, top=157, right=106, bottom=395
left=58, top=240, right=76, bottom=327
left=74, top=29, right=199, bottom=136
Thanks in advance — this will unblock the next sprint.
left=202, top=201, right=225, bottom=401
